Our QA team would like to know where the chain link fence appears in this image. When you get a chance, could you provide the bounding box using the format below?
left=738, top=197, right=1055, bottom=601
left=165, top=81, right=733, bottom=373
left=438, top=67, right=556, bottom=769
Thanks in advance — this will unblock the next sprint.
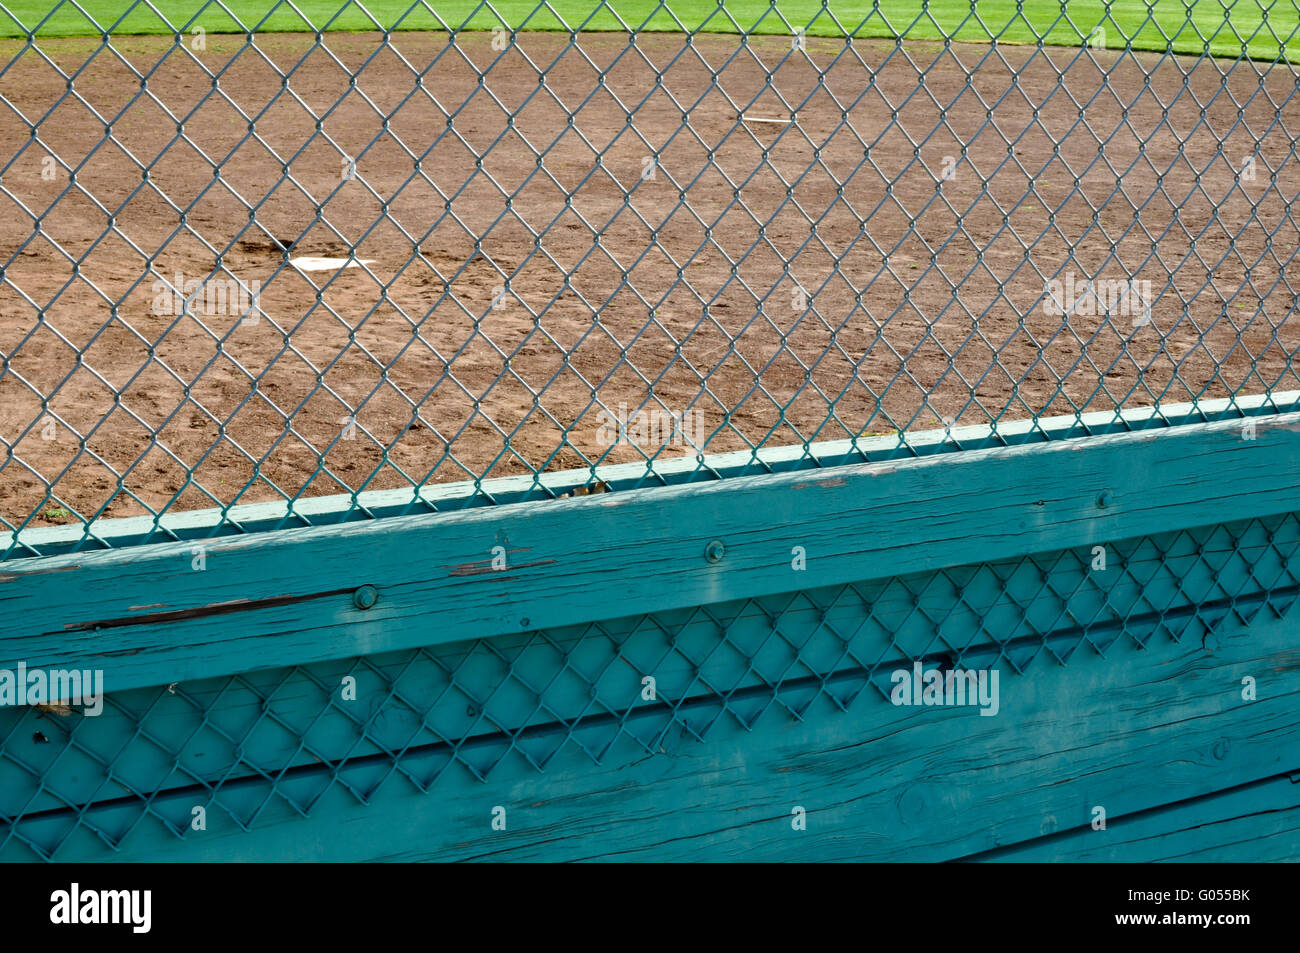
left=2, top=3, right=1299, bottom=558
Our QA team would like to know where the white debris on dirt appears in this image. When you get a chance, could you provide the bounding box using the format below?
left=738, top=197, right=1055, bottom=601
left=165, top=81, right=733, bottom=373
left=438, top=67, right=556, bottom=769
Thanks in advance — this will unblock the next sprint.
left=289, top=257, right=377, bottom=272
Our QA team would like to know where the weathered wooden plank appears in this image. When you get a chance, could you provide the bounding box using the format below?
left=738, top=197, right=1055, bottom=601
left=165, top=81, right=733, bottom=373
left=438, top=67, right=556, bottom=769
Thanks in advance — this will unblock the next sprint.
left=974, top=772, right=1300, bottom=862
left=16, top=590, right=1297, bottom=862
left=3, top=408, right=1300, bottom=696
left=5, top=514, right=1287, bottom=823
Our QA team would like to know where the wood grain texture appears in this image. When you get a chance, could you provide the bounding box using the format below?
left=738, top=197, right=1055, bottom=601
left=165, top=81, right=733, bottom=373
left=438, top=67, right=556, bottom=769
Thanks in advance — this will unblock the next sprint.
left=3, top=409, right=1300, bottom=696
left=23, top=594, right=1297, bottom=862
left=4, top=518, right=1288, bottom=824
left=974, top=772, right=1300, bottom=862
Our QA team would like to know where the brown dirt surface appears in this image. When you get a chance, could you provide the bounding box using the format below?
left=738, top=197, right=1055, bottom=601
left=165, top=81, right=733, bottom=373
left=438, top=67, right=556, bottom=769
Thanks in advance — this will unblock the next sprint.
left=1, top=30, right=1297, bottom=531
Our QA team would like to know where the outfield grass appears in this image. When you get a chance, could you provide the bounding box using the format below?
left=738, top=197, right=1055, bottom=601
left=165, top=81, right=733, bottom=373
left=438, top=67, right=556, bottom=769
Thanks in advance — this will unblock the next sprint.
left=0, top=1, right=1295, bottom=60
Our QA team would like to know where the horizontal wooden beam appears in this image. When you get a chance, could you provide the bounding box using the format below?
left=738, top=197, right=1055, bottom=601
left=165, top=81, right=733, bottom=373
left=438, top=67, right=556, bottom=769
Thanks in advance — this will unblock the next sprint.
left=23, top=590, right=1298, bottom=861
left=976, top=773, right=1300, bottom=862
left=9, top=390, right=1298, bottom=559
left=3, top=407, right=1300, bottom=694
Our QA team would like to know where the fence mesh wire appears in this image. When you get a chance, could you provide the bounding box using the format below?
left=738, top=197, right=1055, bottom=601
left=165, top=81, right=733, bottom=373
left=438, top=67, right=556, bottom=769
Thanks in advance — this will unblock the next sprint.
left=1, top=3, right=1299, bottom=556
left=3, top=510, right=1296, bottom=860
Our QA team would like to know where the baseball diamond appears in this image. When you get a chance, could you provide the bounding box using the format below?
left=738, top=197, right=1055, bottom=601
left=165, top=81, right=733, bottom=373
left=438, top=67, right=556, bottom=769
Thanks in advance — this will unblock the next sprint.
left=0, top=0, right=1298, bottom=882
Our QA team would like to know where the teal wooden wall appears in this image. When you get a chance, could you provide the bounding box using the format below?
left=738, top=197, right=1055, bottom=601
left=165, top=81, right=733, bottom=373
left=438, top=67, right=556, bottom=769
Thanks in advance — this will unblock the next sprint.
left=2, top=396, right=1299, bottom=861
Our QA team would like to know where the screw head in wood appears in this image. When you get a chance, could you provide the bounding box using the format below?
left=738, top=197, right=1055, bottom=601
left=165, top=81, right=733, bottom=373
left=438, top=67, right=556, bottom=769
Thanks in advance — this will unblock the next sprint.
left=705, top=540, right=726, bottom=563
left=353, top=585, right=378, bottom=610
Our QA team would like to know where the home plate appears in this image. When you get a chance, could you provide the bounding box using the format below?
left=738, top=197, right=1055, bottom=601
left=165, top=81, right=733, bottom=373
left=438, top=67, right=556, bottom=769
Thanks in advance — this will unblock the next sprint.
left=290, top=256, right=377, bottom=272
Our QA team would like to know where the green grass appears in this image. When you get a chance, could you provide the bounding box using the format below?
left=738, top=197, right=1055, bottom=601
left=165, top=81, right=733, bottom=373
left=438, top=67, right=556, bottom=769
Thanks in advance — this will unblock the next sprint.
left=0, top=1, right=1296, bottom=60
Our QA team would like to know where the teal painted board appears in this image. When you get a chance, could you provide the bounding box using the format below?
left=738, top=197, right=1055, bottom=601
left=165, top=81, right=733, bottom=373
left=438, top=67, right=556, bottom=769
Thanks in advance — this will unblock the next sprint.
left=4, top=409, right=1300, bottom=698
left=976, top=773, right=1300, bottom=862
left=3, top=501, right=1299, bottom=860
left=4, top=509, right=1295, bottom=827
left=7, top=579, right=1295, bottom=862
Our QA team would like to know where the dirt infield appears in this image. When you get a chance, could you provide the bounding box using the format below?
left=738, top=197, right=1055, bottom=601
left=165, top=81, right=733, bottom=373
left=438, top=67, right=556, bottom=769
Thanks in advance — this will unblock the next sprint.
left=1, top=30, right=1297, bottom=528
